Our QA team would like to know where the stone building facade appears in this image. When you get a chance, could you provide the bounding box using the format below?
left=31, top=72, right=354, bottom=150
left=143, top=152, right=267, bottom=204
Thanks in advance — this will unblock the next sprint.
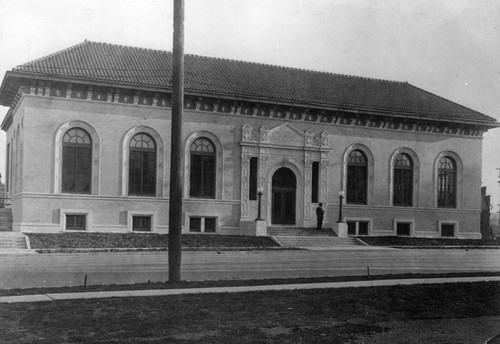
left=0, top=41, right=497, bottom=238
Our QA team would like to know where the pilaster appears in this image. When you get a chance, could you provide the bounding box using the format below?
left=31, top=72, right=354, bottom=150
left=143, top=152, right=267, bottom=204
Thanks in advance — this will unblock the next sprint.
left=240, top=154, right=251, bottom=220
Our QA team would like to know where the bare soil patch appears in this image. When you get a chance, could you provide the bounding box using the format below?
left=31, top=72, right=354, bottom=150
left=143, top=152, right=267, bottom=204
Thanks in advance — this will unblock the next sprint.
left=26, top=232, right=280, bottom=250
left=360, top=236, right=500, bottom=247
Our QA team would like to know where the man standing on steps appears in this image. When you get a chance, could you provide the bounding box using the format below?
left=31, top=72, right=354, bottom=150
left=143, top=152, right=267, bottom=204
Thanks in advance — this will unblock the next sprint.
left=316, top=203, right=325, bottom=230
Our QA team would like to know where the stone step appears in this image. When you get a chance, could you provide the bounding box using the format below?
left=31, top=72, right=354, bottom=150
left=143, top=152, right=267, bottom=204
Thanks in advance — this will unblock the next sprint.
left=0, top=233, right=28, bottom=249
left=273, top=235, right=362, bottom=248
left=268, top=227, right=336, bottom=236
left=274, top=236, right=358, bottom=244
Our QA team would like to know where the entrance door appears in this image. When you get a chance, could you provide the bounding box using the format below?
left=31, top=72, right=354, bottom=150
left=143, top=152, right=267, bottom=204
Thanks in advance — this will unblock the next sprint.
left=271, top=168, right=296, bottom=225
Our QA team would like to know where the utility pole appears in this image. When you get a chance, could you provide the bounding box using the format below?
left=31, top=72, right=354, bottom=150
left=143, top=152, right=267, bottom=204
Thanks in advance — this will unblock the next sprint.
left=497, top=168, right=500, bottom=228
left=168, top=0, right=184, bottom=282
left=496, top=168, right=500, bottom=229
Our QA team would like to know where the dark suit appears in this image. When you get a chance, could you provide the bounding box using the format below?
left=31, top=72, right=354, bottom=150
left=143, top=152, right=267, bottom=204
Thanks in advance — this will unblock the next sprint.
left=316, top=206, right=324, bottom=229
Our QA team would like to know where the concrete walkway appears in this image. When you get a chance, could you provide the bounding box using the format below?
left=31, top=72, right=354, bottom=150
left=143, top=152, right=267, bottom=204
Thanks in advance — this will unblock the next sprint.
left=0, top=248, right=38, bottom=255
left=1, top=275, right=499, bottom=304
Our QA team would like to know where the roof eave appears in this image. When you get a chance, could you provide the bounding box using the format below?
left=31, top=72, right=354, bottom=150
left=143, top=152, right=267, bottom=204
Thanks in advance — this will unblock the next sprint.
left=1, top=107, right=13, bottom=132
left=0, top=71, right=19, bottom=106
left=180, top=88, right=498, bottom=128
left=0, top=70, right=174, bottom=106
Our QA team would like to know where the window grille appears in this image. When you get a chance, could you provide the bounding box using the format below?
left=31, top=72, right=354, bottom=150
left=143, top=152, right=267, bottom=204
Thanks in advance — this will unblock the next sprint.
left=129, top=133, right=156, bottom=196
left=190, top=138, right=216, bottom=198
left=66, top=214, right=86, bottom=230
left=62, top=128, right=92, bottom=194
left=438, top=156, right=456, bottom=208
left=393, top=153, right=413, bottom=206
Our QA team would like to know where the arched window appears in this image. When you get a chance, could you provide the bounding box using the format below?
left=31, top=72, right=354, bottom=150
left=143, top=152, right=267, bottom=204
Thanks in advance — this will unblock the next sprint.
left=190, top=137, right=215, bottom=198
left=347, top=150, right=367, bottom=204
left=129, top=133, right=156, bottom=196
left=393, top=153, right=413, bottom=206
left=438, top=156, right=456, bottom=208
left=62, top=128, right=92, bottom=194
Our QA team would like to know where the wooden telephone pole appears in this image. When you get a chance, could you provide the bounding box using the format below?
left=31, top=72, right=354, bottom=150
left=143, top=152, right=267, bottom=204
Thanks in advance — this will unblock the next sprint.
left=168, top=0, right=184, bottom=282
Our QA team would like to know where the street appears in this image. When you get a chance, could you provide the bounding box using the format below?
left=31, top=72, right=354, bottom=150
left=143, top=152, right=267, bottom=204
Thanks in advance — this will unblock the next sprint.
left=1, top=248, right=499, bottom=289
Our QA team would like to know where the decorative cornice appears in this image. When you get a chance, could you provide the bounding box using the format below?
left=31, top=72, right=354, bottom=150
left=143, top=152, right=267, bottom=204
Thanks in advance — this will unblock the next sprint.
left=4, top=80, right=492, bottom=137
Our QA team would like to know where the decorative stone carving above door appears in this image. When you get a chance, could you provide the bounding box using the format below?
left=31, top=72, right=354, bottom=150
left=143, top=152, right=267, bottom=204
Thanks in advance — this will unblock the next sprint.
left=241, top=122, right=329, bottom=149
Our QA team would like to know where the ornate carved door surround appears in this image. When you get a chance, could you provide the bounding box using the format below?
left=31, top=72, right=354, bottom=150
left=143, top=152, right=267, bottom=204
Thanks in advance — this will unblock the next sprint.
left=240, top=123, right=331, bottom=226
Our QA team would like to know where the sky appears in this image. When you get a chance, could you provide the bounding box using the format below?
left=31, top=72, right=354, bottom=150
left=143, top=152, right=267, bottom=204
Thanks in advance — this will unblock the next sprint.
left=0, top=0, right=499, bottom=215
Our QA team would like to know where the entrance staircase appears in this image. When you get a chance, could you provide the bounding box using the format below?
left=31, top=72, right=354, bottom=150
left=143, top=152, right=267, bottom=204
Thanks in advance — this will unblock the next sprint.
left=0, top=208, right=29, bottom=249
left=0, top=232, right=28, bottom=249
left=268, top=227, right=364, bottom=249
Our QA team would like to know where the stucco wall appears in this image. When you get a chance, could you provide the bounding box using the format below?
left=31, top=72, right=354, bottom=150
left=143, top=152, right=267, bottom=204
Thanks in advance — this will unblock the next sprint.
left=8, top=94, right=484, bottom=238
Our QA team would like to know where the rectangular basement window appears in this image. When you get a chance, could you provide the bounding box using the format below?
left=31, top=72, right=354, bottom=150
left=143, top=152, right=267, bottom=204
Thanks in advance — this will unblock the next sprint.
left=347, top=221, right=356, bottom=236
left=347, top=220, right=370, bottom=236
left=189, top=216, right=217, bottom=233
left=204, top=217, right=217, bottom=233
left=358, top=221, right=369, bottom=236
left=66, top=214, right=86, bottom=231
left=396, top=222, right=412, bottom=236
left=189, top=217, right=202, bottom=232
left=132, top=216, right=152, bottom=232
left=441, top=223, right=456, bottom=238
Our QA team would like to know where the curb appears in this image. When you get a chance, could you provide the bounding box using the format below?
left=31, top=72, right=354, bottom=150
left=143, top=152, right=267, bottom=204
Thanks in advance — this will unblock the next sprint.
left=1, top=276, right=500, bottom=304
left=485, top=334, right=500, bottom=344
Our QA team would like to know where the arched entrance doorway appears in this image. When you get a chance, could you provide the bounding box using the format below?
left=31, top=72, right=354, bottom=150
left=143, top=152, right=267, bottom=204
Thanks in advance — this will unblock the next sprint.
left=271, top=167, right=296, bottom=225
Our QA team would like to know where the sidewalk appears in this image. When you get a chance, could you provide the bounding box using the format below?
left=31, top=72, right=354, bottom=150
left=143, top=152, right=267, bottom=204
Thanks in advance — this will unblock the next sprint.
left=2, top=276, right=499, bottom=304
left=0, top=248, right=38, bottom=255
left=0, top=245, right=398, bottom=254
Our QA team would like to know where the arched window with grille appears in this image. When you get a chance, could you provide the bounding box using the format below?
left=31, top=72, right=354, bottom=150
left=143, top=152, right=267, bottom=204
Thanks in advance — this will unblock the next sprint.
left=129, top=133, right=156, bottom=196
left=393, top=153, right=413, bottom=206
left=62, top=128, right=92, bottom=194
left=190, top=137, right=216, bottom=198
left=346, top=149, right=367, bottom=204
left=438, top=156, right=456, bottom=208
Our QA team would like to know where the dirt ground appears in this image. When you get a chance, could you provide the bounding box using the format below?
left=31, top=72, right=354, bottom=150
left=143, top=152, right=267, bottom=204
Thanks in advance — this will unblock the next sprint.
left=352, top=316, right=500, bottom=343
left=166, top=316, right=500, bottom=343
left=1, top=282, right=499, bottom=343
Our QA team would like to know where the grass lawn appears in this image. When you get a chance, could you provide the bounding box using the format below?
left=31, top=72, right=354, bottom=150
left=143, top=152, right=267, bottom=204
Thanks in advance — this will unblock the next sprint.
left=1, top=281, right=499, bottom=343
left=359, top=236, right=500, bottom=247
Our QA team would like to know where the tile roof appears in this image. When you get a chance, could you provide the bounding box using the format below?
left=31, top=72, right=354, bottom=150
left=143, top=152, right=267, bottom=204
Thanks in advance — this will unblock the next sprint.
left=4, top=40, right=497, bottom=124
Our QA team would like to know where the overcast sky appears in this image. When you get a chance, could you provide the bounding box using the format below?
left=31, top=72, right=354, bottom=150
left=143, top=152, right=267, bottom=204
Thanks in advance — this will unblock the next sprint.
left=0, top=0, right=499, bottom=212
